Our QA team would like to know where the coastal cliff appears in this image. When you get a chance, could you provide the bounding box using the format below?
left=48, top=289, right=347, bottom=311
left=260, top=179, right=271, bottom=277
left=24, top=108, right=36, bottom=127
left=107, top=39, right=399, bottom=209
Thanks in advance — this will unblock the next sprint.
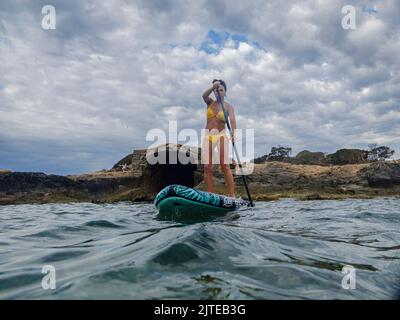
left=1, top=160, right=400, bottom=205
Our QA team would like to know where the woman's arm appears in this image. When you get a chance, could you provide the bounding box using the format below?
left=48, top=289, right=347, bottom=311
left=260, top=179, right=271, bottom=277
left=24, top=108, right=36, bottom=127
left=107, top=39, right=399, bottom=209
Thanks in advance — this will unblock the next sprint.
left=202, top=82, right=219, bottom=105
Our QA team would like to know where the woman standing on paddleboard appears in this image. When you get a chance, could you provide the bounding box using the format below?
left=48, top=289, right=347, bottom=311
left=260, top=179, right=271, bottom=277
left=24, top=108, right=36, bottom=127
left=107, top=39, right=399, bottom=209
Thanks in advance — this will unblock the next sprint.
left=202, top=79, right=236, bottom=197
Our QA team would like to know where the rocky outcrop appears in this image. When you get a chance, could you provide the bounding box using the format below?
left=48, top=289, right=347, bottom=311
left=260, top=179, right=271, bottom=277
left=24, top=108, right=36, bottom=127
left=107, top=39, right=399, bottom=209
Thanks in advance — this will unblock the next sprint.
left=112, top=153, right=134, bottom=170
left=0, top=172, right=78, bottom=193
left=1, top=156, right=399, bottom=205
left=191, top=161, right=400, bottom=201
left=236, top=162, right=370, bottom=191
left=0, top=171, right=144, bottom=205
left=359, top=162, right=400, bottom=187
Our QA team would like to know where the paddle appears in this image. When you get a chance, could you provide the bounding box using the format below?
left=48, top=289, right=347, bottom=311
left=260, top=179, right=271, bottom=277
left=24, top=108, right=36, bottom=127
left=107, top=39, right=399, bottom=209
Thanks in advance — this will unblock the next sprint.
left=214, top=86, right=254, bottom=207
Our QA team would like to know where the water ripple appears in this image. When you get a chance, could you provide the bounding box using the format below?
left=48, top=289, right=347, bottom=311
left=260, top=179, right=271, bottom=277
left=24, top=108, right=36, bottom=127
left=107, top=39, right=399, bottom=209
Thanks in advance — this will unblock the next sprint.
left=0, top=198, right=399, bottom=299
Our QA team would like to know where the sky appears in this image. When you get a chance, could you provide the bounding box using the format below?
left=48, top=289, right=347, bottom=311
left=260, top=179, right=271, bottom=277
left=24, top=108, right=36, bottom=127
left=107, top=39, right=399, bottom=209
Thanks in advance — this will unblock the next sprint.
left=0, top=0, right=399, bottom=175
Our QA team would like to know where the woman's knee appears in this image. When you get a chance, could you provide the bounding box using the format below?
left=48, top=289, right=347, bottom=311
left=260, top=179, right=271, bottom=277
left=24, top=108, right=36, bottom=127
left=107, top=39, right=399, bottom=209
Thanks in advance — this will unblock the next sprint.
left=220, top=163, right=231, bottom=173
left=204, top=164, right=213, bottom=175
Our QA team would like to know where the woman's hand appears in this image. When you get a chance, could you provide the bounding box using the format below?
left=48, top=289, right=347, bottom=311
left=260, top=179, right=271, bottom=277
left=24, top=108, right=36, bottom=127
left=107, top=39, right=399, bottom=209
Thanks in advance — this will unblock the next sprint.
left=203, top=83, right=218, bottom=104
left=212, top=81, right=220, bottom=90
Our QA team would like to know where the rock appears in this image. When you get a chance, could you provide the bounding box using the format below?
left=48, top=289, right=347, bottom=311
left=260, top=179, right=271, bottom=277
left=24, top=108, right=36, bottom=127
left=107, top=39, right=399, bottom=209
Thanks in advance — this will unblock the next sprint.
left=1, top=159, right=399, bottom=205
left=359, top=162, right=400, bottom=187
left=112, top=153, right=134, bottom=170
left=0, top=172, right=78, bottom=193
left=0, top=171, right=143, bottom=205
left=300, top=193, right=324, bottom=200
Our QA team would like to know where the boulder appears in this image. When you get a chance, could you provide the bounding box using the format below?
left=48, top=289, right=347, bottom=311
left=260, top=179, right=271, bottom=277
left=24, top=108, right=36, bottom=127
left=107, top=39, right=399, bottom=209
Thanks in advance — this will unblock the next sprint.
left=359, top=162, right=400, bottom=187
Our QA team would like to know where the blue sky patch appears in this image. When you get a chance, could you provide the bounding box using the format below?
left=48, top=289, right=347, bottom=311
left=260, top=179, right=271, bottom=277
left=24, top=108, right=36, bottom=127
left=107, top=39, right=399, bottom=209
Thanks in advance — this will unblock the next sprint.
left=200, top=30, right=265, bottom=54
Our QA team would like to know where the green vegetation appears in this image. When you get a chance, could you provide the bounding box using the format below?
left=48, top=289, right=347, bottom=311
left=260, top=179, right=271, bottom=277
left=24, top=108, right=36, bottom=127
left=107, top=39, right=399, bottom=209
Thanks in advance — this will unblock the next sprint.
left=254, top=145, right=395, bottom=166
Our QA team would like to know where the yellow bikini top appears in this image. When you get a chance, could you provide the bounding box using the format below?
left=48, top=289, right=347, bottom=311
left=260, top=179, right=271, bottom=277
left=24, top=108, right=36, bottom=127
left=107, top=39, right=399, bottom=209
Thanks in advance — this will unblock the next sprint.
left=207, top=102, right=228, bottom=121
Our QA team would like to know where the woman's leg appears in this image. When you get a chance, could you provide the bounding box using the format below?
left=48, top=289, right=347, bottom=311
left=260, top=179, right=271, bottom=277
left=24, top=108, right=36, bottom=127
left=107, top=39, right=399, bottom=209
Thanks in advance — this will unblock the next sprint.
left=203, top=137, right=214, bottom=193
left=219, top=135, right=235, bottom=197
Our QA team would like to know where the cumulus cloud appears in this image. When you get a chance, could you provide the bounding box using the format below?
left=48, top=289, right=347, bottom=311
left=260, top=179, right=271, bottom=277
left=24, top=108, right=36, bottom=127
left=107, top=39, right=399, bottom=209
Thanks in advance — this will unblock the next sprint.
left=0, top=0, right=399, bottom=174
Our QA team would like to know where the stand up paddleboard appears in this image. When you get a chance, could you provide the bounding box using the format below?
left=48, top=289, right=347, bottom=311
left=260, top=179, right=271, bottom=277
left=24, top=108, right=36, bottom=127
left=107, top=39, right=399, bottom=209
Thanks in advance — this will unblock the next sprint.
left=154, top=184, right=252, bottom=221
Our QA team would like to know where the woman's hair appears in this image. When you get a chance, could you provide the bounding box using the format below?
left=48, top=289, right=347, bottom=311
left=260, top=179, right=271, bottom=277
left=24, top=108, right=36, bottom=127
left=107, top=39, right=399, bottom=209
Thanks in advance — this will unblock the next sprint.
left=212, top=79, right=227, bottom=92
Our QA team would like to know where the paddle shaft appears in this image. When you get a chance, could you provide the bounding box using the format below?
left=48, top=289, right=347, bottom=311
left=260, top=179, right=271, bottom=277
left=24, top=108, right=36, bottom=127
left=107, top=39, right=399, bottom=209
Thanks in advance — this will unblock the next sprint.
left=215, top=89, right=254, bottom=207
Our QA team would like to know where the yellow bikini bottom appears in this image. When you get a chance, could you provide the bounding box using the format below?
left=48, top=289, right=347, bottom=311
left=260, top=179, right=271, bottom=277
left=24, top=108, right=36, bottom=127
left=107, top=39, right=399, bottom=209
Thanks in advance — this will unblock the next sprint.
left=205, top=133, right=229, bottom=144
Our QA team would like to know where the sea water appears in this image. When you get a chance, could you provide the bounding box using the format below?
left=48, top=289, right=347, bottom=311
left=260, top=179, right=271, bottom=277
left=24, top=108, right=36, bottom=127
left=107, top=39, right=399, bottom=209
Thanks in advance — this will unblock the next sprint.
left=0, top=198, right=399, bottom=299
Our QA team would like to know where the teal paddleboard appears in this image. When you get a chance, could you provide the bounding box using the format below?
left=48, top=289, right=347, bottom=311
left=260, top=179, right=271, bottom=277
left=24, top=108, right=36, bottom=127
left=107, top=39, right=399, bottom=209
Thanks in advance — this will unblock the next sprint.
left=154, top=184, right=252, bottom=221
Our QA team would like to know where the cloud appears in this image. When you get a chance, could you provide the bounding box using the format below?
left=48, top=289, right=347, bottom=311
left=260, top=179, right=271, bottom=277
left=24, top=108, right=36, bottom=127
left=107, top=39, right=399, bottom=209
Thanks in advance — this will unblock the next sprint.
left=0, top=0, right=399, bottom=174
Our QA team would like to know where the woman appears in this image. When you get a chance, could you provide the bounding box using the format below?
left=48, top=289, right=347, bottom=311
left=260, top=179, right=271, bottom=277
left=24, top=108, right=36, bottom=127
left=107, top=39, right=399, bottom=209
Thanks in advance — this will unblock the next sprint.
left=202, top=79, right=236, bottom=197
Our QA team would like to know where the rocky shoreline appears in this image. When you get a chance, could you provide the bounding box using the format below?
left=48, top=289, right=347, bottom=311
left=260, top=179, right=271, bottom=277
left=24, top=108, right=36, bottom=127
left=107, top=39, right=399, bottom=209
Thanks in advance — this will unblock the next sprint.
left=1, top=160, right=400, bottom=205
